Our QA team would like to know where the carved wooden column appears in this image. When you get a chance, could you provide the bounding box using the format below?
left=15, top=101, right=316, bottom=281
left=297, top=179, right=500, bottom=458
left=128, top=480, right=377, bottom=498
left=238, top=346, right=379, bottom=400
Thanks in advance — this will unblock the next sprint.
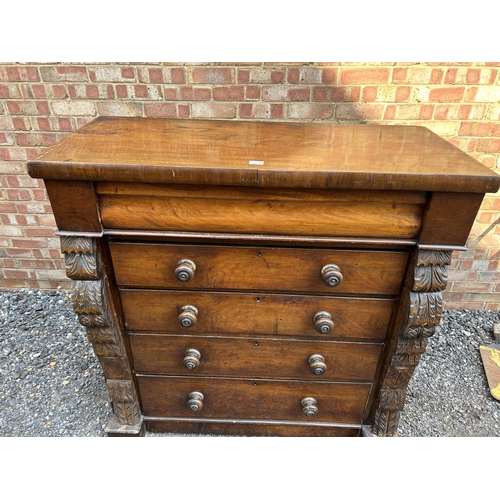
left=60, top=235, right=144, bottom=436
left=370, top=248, right=452, bottom=436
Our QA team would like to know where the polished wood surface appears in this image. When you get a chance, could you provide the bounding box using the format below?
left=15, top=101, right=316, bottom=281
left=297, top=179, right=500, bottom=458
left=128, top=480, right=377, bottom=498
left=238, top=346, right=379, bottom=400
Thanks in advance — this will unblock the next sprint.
left=98, top=183, right=425, bottom=238
left=129, top=334, right=383, bottom=381
left=28, top=117, right=500, bottom=193
left=120, top=289, right=395, bottom=340
left=137, top=375, right=371, bottom=423
left=144, top=419, right=361, bottom=437
left=27, top=117, right=500, bottom=436
left=110, top=243, right=408, bottom=295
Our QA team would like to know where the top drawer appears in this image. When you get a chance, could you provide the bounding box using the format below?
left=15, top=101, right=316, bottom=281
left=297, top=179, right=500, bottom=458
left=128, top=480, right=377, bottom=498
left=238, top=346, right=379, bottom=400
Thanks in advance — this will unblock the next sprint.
left=110, top=243, right=408, bottom=296
left=97, top=183, right=426, bottom=239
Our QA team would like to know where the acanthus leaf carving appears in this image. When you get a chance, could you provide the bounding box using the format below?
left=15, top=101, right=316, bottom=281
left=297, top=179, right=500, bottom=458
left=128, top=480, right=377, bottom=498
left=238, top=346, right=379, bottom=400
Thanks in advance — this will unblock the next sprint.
left=106, top=380, right=142, bottom=426
left=372, top=249, right=451, bottom=437
left=61, top=236, right=98, bottom=280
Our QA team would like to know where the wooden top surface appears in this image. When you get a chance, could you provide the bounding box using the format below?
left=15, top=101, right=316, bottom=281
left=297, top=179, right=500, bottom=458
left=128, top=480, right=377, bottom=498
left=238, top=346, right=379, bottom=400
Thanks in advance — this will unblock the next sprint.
left=28, top=117, right=500, bottom=192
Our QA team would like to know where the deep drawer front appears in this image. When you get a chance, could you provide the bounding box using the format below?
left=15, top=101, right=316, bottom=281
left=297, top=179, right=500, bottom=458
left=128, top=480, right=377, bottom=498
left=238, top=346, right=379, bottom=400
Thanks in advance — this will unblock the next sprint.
left=110, top=243, right=408, bottom=296
left=137, top=375, right=371, bottom=424
left=129, top=334, right=383, bottom=382
left=97, top=183, right=426, bottom=239
left=120, top=290, right=395, bottom=341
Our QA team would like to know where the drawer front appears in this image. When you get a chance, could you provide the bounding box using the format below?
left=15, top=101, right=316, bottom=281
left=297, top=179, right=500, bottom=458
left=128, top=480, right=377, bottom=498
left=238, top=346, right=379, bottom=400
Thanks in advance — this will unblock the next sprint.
left=97, top=183, right=426, bottom=239
left=110, top=243, right=408, bottom=296
left=137, top=375, right=371, bottom=424
left=120, top=290, right=395, bottom=340
left=129, top=334, right=383, bottom=382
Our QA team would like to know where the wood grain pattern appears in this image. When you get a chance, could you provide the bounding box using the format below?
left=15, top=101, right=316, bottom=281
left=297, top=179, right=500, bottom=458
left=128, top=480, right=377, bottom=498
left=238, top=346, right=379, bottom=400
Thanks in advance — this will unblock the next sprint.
left=137, top=375, right=371, bottom=424
left=109, top=243, right=408, bottom=296
left=28, top=117, right=500, bottom=193
left=98, top=183, right=425, bottom=238
left=129, top=334, right=383, bottom=382
left=45, top=179, right=102, bottom=233
left=419, top=192, right=485, bottom=246
left=120, top=289, right=395, bottom=340
left=144, top=418, right=361, bottom=437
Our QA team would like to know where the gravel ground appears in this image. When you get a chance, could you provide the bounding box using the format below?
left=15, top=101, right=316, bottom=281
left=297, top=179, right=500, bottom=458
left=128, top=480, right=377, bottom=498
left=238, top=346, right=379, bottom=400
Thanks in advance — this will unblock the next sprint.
left=1, top=288, right=499, bottom=437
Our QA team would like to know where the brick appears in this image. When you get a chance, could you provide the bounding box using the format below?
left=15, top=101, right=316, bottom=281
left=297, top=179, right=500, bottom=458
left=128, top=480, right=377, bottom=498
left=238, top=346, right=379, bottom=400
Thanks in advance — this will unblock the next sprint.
left=7, top=101, right=49, bottom=116
left=322, top=68, right=338, bottom=84
left=424, top=120, right=460, bottom=137
left=287, top=87, right=310, bottom=101
left=4, top=66, right=39, bottom=82
left=213, top=86, right=245, bottom=100
left=189, top=68, right=234, bottom=84
left=429, top=87, right=465, bottom=102
left=89, top=66, right=136, bottom=82
left=452, top=281, right=493, bottom=292
left=335, top=103, right=384, bottom=120
left=132, top=85, right=162, bottom=100
left=288, top=68, right=322, bottom=84
left=144, top=103, right=189, bottom=118
left=0, top=83, right=21, bottom=98
left=444, top=68, right=457, bottom=84
left=313, top=87, right=341, bottom=102
left=473, top=86, right=500, bottom=102
left=180, top=86, right=211, bottom=100
left=340, top=67, right=390, bottom=85
left=138, top=67, right=185, bottom=84
left=288, top=103, right=333, bottom=120
left=0, top=225, right=23, bottom=236
left=191, top=102, right=236, bottom=119
left=40, top=66, right=88, bottom=82
left=25, top=228, right=56, bottom=237
left=468, top=292, right=500, bottom=303
left=239, top=103, right=273, bottom=119
left=395, top=86, right=411, bottom=102
left=477, top=122, right=500, bottom=136
left=6, top=189, right=31, bottom=201
left=96, top=102, right=143, bottom=116
left=5, top=248, right=32, bottom=256
left=485, top=104, right=500, bottom=120
left=262, top=85, right=287, bottom=101
left=421, top=103, right=437, bottom=119
left=362, top=86, right=378, bottom=102
left=394, top=105, right=425, bottom=120
left=51, top=101, right=96, bottom=116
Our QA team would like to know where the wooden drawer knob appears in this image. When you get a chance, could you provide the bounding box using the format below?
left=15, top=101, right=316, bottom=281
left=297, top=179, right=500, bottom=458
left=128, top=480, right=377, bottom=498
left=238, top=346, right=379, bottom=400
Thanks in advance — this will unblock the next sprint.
left=321, top=264, right=343, bottom=287
left=313, top=311, right=334, bottom=334
left=178, top=305, right=198, bottom=328
left=308, top=354, right=327, bottom=375
left=174, top=259, right=196, bottom=282
left=187, top=391, right=204, bottom=411
left=183, top=348, right=201, bottom=370
left=301, top=397, right=318, bottom=417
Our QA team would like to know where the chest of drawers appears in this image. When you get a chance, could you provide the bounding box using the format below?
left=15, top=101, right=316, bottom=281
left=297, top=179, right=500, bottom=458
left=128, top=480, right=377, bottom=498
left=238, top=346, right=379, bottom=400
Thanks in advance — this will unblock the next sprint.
left=28, top=117, right=500, bottom=437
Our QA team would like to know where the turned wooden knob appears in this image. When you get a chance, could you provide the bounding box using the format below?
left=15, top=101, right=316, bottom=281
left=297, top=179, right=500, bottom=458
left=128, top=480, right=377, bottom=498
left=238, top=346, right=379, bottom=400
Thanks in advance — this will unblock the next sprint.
left=301, top=397, right=318, bottom=417
left=321, top=264, right=343, bottom=287
left=308, top=354, right=327, bottom=375
left=187, top=391, right=204, bottom=411
left=174, top=259, right=196, bottom=282
left=178, top=305, right=198, bottom=328
left=313, top=311, right=334, bottom=334
left=183, top=348, right=201, bottom=370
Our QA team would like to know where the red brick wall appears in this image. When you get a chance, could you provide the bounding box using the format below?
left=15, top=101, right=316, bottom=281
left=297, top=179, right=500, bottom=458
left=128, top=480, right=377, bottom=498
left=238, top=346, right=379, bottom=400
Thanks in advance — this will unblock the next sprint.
left=1, top=62, right=499, bottom=309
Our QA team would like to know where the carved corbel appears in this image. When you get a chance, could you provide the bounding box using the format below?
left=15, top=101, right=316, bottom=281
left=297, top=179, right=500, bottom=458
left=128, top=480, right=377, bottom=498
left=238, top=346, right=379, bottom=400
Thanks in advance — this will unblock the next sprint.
left=60, top=235, right=143, bottom=433
left=371, top=249, right=452, bottom=436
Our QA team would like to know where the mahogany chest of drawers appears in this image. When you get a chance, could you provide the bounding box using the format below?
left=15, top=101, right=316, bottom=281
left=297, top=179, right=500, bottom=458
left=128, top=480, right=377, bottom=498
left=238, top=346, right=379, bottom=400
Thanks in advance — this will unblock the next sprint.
left=28, top=117, right=500, bottom=437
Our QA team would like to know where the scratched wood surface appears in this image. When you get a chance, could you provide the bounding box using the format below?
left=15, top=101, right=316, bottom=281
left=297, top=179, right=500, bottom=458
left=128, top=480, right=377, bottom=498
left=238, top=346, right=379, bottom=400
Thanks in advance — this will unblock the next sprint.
left=119, top=289, right=395, bottom=340
left=27, top=117, right=500, bottom=193
left=109, top=242, right=408, bottom=295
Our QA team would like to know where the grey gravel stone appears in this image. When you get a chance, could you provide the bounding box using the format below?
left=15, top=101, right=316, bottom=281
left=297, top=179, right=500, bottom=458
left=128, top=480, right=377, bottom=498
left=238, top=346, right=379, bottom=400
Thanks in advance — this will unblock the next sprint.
left=0, top=289, right=499, bottom=437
